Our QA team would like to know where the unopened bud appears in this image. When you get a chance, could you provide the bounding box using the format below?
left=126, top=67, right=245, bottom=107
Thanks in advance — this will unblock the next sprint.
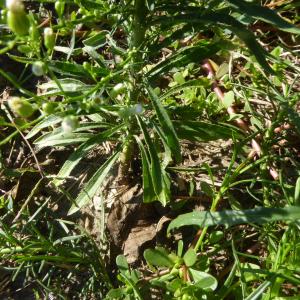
left=61, top=116, right=78, bottom=133
left=8, top=97, right=34, bottom=117
left=6, top=0, right=29, bottom=36
left=44, top=27, right=55, bottom=51
left=6, top=0, right=24, bottom=13
left=32, top=61, right=46, bottom=76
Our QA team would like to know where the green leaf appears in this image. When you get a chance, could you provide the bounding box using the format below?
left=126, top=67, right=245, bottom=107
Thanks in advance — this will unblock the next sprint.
left=34, top=131, right=93, bottom=150
left=38, top=78, right=92, bottom=94
left=175, top=121, right=241, bottom=142
left=189, top=269, right=218, bottom=291
left=116, top=255, right=129, bottom=275
left=295, top=177, right=300, bottom=205
left=227, top=0, right=300, bottom=35
left=144, top=247, right=175, bottom=268
left=145, top=83, right=181, bottom=163
left=223, top=91, right=235, bottom=108
left=168, top=206, right=300, bottom=233
left=135, top=136, right=157, bottom=203
left=106, top=288, right=126, bottom=299
left=137, top=117, right=165, bottom=204
left=236, top=263, right=262, bottom=282
left=244, top=280, right=271, bottom=300
left=68, top=150, right=120, bottom=215
left=147, top=41, right=221, bottom=79
left=83, top=31, right=107, bottom=48
left=53, top=125, right=123, bottom=186
left=183, top=248, right=197, bottom=267
left=26, top=115, right=62, bottom=139
left=154, top=13, right=274, bottom=74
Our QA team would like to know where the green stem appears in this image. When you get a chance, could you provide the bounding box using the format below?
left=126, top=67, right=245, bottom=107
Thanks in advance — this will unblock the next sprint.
left=118, top=0, right=148, bottom=180
left=194, top=191, right=223, bottom=252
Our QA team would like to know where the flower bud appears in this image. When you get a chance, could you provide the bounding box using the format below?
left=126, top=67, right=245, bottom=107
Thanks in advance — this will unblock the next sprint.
left=61, top=116, right=78, bottom=133
left=110, top=83, right=126, bottom=98
left=55, top=1, right=65, bottom=17
left=6, top=2, right=29, bottom=36
left=44, top=27, right=55, bottom=51
left=8, top=97, right=34, bottom=117
left=32, top=61, right=45, bottom=76
left=42, top=102, right=56, bottom=115
left=6, top=0, right=24, bottom=13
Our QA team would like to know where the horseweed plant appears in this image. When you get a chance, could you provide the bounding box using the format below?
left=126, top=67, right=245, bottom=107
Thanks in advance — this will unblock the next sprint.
left=1, top=0, right=300, bottom=299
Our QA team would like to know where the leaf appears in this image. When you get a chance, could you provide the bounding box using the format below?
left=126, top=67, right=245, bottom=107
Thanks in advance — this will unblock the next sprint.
left=244, top=280, right=271, bottom=300
left=159, top=78, right=211, bottom=101
left=227, top=0, right=300, bottom=35
left=106, top=288, right=126, bottom=299
left=116, top=255, right=129, bottom=275
left=183, top=248, right=197, bottom=267
left=144, top=247, right=174, bottom=268
left=175, top=120, right=241, bottom=142
left=295, top=177, right=300, bottom=205
left=68, top=150, right=120, bottom=215
left=34, top=131, right=93, bottom=150
left=137, top=117, right=165, bottom=204
left=153, top=13, right=274, bottom=74
left=168, top=206, right=300, bottom=233
left=147, top=41, right=221, bottom=79
left=53, top=125, right=123, bottom=186
left=83, top=31, right=107, bottom=48
left=26, top=115, right=62, bottom=139
left=236, top=263, right=262, bottom=282
left=223, top=91, right=235, bottom=108
left=38, top=78, right=92, bottom=94
left=189, top=269, right=218, bottom=291
left=48, top=61, right=89, bottom=77
left=145, top=83, right=181, bottom=163
left=135, top=136, right=157, bottom=203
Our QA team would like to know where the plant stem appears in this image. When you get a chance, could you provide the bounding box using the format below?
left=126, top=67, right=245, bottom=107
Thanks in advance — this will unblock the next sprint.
left=118, top=0, right=147, bottom=181
left=194, top=191, right=222, bottom=252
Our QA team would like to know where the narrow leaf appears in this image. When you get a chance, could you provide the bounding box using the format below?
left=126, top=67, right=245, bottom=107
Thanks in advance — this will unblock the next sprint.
left=53, top=125, right=123, bottom=186
left=168, top=206, right=300, bottom=233
left=145, top=83, right=181, bottom=163
left=227, top=0, right=300, bottom=35
left=68, top=150, right=120, bottom=215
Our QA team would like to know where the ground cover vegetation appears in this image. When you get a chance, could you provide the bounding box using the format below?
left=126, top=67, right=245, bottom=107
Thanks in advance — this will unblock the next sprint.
left=0, top=0, right=300, bottom=299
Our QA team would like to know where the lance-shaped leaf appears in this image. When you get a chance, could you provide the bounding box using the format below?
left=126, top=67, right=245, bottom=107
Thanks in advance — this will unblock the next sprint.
left=68, top=150, right=120, bottom=215
left=135, top=136, right=157, bottom=203
left=227, top=0, right=300, bottom=35
left=137, top=117, right=164, bottom=204
left=168, top=206, right=300, bottom=233
left=145, top=83, right=181, bottom=163
left=54, top=124, right=123, bottom=186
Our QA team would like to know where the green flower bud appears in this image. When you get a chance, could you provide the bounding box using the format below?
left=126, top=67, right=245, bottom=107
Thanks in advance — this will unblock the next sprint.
left=61, top=116, right=78, bottom=133
left=55, top=1, right=65, bottom=17
left=7, top=10, right=29, bottom=36
left=8, top=97, right=34, bottom=117
left=6, top=0, right=24, bottom=13
left=42, top=102, right=56, bottom=115
left=110, top=83, right=126, bottom=98
left=32, top=61, right=46, bottom=76
left=44, top=27, right=55, bottom=51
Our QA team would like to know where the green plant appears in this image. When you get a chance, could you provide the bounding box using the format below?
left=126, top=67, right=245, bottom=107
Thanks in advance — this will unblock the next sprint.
left=1, top=0, right=300, bottom=299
